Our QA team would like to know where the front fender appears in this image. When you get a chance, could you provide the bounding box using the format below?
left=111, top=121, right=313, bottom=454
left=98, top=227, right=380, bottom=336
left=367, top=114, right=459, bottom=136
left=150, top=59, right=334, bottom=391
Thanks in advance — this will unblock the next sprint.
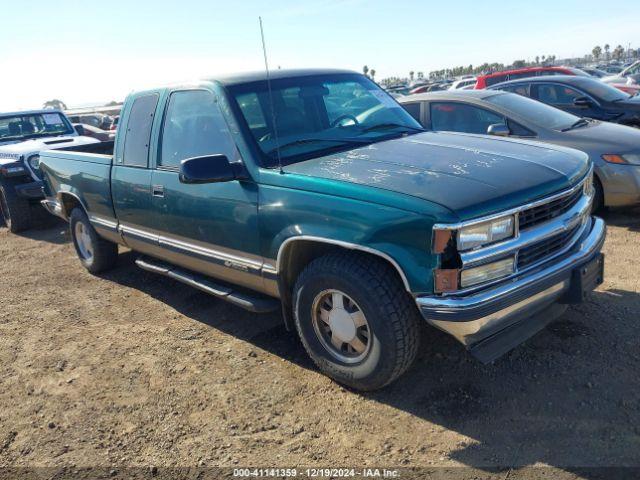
left=259, top=184, right=441, bottom=295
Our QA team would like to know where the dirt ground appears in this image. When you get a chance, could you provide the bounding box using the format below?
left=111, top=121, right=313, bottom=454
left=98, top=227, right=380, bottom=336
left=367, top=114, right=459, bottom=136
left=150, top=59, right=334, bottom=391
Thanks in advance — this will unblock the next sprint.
left=1, top=206, right=639, bottom=479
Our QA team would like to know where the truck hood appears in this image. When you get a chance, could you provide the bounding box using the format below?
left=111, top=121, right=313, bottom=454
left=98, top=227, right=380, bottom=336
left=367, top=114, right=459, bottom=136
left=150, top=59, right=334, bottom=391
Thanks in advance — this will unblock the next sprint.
left=0, top=135, right=99, bottom=165
left=284, top=131, right=590, bottom=220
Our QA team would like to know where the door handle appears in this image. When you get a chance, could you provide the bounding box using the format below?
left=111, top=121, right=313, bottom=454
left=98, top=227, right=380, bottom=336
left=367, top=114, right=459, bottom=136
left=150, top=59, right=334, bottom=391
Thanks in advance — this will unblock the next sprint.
left=152, top=185, right=165, bottom=197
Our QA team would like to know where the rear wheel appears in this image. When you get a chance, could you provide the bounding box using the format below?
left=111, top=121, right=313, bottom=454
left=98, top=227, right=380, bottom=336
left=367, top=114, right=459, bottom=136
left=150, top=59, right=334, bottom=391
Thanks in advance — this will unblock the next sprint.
left=69, top=208, right=118, bottom=273
left=0, top=178, right=32, bottom=233
left=293, top=251, right=421, bottom=391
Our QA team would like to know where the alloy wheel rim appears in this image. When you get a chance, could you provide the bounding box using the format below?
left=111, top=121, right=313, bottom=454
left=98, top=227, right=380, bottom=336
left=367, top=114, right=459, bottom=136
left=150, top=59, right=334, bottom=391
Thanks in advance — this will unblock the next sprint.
left=75, top=222, right=93, bottom=261
left=311, top=289, right=371, bottom=364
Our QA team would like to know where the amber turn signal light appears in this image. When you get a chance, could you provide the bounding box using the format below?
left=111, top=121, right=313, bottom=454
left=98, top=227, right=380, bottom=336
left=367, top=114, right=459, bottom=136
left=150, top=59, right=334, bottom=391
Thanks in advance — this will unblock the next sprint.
left=434, top=268, right=460, bottom=293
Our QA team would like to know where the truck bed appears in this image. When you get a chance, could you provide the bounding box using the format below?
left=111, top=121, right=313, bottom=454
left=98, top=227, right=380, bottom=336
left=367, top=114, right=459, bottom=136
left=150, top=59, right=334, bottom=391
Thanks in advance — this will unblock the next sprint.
left=39, top=142, right=116, bottom=223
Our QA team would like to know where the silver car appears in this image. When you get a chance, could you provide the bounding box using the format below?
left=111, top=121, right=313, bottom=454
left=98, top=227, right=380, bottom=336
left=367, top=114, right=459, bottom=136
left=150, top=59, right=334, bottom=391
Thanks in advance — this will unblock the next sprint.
left=399, top=90, right=640, bottom=210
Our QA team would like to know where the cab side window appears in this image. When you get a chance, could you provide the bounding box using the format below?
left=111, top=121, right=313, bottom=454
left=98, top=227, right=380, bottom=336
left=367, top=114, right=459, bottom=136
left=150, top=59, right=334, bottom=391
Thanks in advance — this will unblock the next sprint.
left=500, top=84, right=530, bottom=97
left=159, top=90, right=237, bottom=169
left=536, top=84, right=583, bottom=105
left=430, top=102, right=504, bottom=134
left=123, top=94, right=159, bottom=167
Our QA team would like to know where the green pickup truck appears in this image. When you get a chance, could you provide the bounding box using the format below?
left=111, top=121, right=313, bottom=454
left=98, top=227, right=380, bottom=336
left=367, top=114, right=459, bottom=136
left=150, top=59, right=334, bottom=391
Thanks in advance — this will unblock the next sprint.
left=39, top=69, right=606, bottom=390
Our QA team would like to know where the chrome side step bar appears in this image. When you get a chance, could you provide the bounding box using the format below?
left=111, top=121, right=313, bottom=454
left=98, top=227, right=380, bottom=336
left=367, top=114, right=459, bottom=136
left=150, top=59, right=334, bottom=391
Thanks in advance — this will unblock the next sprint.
left=135, top=256, right=280, bottom=313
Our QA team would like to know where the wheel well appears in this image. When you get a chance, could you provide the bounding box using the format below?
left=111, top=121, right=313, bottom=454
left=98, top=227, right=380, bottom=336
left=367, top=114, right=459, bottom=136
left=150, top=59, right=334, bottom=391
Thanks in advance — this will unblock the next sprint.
left=277, top=239, right=410, bottom=330
left=58, top=193, right=83, bottom=220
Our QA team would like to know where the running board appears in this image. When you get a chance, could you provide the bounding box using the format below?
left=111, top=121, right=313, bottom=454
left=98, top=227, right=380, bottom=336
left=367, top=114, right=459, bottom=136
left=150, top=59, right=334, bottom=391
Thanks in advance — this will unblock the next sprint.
left=135, top=256, right=280, bottom=313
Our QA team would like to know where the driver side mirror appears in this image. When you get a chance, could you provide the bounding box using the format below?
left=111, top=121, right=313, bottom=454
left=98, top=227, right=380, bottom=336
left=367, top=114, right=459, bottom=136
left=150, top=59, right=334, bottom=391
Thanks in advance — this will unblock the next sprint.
left=73, top=124, right=85, bottom=136
left=573, top=97, right=593, bottom=108
left=179, top=155, right=245, bottom=184
left=487, top=123, right=510, bottom=137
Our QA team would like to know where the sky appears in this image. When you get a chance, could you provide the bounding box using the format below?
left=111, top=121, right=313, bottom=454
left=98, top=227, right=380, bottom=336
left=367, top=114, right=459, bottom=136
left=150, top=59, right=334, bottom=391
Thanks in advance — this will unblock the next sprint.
left=0, top=0, right=637, bottom=111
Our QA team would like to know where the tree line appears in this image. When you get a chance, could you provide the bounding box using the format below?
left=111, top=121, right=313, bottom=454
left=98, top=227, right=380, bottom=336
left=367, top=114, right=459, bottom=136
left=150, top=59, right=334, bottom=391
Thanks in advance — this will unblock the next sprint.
left=377, top=44, right=639, bottom=86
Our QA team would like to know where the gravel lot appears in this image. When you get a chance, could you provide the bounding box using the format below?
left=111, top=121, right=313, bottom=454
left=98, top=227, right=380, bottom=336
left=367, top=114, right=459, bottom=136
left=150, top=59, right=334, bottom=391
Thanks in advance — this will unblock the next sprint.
left=1, top=206, right=639, bottom=479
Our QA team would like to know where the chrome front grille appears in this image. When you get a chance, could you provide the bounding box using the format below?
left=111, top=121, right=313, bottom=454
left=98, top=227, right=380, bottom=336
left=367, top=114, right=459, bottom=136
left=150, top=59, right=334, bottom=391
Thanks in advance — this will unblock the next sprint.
left=519, top=187, right=583, bottom=230
left=452, top=169, right=594, bottom=295
left=517, top=223, right=581, bottom=270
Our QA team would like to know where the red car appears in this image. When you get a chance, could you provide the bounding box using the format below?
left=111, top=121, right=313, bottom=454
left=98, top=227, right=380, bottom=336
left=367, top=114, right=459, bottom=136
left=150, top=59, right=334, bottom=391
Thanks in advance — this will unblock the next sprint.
left=610, top=83, right=640, bottom=96
left=475, top=66, right=590, bottom=89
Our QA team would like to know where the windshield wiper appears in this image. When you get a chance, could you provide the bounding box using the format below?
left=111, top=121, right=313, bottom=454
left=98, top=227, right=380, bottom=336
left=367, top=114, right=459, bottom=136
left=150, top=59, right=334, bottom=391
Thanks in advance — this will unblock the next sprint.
left=561, top=118, right=590, bottom=132
left=266, top=137, right=370, bottom=156
left=361, top=123, right=426, bottom=133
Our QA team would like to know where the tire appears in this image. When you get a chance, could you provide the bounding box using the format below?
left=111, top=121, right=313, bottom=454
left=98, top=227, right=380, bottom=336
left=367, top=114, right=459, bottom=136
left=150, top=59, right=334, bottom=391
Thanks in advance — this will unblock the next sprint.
left=592, top=176, right=605, bottom=214
left=0, top=178, right=32, bottom=233
left=69, top=208, right=118, bottom=273
left=292, top=251, right=421, bottom=391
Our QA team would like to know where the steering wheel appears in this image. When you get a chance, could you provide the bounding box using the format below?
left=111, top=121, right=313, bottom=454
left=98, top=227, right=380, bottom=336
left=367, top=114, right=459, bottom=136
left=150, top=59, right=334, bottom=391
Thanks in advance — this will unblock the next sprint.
left=330, top=114, right=359, bottom=128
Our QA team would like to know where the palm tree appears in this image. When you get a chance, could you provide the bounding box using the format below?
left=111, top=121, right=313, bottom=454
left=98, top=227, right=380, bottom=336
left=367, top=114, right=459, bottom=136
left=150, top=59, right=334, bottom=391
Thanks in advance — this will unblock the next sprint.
left=370, top=69, right=376, bottom=80
left=535, top=56, right=540, bottom=64
left=592, top=46, right=602, bottom=61
left=362, top=65, right=369, bottom=77
left=409, top=71, right=415, bottom=81
left=43, top=99, right=67, bottom=110
left=604, top=44, right=610, bottom=61
left=613, top=45, right=625, bottom=61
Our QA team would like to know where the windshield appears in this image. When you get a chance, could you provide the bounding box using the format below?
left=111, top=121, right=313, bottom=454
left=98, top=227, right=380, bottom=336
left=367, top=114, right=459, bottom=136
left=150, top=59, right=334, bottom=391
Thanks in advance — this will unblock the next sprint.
left=486, top=92, right=580, bottom=131
left=228, top=73, right=423, bottom=166
left=0, top=112, right=74, bottom=142
left=579, top=79, right=631, bottom=102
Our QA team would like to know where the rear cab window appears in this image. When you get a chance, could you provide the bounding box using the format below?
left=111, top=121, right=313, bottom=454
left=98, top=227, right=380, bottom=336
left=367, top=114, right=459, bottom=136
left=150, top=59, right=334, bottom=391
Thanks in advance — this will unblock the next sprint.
left=122, top=94, right=160, bottom=167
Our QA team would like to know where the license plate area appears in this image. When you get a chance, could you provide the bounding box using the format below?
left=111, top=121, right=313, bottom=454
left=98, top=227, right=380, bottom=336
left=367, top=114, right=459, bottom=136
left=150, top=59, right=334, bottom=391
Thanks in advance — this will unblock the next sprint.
left=565, top=253, right=604, bottom=304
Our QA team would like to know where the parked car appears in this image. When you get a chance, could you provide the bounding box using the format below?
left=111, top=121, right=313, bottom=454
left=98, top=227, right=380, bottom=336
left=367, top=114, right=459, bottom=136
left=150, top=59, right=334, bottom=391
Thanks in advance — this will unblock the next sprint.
left=579, top=67, right=609, bottom=78
left=75, top=123, right=116, bottom=142
left=475, top=66, right=590, bottom=89
left=67, top=113, right=113, bottom=130
left=0, top=110, right=101, bottom=232
left=598, top=64, right=625, bottom=75
left=398, top=90, right=640, bottom=211
left=490, top=75, right=640, bottom=128
left=602, top=62, right=638, bottom=85
left=602, top=62, right=640, bottom=86
left=448, top=77, right=477, bottom=90
left=609, top=82, right=640, bottom=96
left=39, top=69, right=604, bottom=391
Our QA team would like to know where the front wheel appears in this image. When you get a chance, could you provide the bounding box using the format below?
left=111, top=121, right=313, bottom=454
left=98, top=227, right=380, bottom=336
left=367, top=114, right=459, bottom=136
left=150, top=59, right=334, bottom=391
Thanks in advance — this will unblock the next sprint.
left=293, top=252, right=421, bottom=391
left=69, top=208, right=118, bottom=273
left=0, top=178, right=32, bottom=233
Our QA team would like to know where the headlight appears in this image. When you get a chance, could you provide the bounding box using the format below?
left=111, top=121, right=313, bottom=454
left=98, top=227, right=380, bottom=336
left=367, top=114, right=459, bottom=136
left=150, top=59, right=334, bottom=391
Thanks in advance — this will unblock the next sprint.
left=28, top=155, right=40, bottom=171
left=457, top=215, right=515, bottom=251
left=602, top=154, right=640, bottom=166
left=460, top=257, right=515, bottom=288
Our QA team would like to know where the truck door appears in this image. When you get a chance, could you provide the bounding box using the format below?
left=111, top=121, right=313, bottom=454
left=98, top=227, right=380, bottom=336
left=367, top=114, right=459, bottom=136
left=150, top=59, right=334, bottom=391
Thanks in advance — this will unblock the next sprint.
left=112, top=92, right=165, bottom=257
left=150, top=89, right=263, bottom=292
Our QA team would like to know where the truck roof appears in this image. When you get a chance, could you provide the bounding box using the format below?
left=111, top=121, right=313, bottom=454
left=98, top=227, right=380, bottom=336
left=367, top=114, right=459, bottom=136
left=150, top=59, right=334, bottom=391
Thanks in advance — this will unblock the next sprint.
left=0, top=109, right=64, bottom=118
left=212, top=68, right=358, bottom=86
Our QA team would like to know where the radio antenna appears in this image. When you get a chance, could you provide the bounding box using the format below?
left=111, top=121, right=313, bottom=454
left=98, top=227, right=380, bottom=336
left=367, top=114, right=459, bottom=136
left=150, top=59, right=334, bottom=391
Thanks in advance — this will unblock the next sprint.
left=259, top=16, right=283, bottom=174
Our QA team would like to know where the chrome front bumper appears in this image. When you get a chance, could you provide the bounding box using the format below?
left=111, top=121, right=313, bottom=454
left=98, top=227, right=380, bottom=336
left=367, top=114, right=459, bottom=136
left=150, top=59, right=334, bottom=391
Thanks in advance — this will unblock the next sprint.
left=416, top=216, right=606, bottom=354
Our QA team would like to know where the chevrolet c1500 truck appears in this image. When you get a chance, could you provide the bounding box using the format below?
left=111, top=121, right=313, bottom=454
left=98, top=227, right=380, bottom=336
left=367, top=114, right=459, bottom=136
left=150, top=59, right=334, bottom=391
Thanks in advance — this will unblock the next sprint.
left=39, top=69, right=606, bottom=391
